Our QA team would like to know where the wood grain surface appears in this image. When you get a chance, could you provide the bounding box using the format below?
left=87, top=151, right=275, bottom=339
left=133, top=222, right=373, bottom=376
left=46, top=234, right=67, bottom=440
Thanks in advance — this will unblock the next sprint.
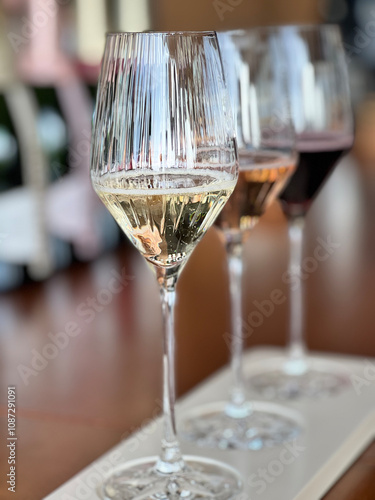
left=1, top=154, right=375, bottom=499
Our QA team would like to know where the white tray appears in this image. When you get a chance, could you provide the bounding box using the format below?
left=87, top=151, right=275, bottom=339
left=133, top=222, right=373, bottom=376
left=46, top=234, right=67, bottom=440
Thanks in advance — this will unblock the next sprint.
left=45, top=348, right=375, bottom=500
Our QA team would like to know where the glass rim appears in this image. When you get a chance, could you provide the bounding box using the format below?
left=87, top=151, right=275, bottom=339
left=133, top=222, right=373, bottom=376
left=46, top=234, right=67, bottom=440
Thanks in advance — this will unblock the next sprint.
left=106, top=30, right=217, bottom=38
left=219, top=23, right=341, bottom=35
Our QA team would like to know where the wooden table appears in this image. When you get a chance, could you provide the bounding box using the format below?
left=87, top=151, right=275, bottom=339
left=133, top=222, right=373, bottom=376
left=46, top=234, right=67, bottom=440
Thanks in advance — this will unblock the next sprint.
left=323, top=441, right=375, bottom=499
left=1, top=155, right=375, bottom=499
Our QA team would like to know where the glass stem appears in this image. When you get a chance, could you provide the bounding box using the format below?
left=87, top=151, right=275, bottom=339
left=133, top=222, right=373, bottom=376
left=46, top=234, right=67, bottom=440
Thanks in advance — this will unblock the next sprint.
left=226, top=240, right=250, bottom=418
left=155, top=268, right=185, bottom=474
left=285, top=216, right=308, bottom=374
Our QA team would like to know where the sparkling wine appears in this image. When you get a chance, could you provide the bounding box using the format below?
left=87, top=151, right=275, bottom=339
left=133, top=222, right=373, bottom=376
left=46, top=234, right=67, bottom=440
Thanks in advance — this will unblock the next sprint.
left=94, top=170, right=236, bottom=267
left=279, top=133, right=353, bottom=217
left=216, top=151, right=295, bottom=234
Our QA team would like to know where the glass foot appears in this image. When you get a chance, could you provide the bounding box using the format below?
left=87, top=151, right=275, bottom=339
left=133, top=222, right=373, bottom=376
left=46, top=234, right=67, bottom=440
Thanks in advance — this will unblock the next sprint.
left=248, top=358, right=350, bottom=400
left=180, top=402, right=301, bottom=451
left=99, top=456, right=243, bottom=500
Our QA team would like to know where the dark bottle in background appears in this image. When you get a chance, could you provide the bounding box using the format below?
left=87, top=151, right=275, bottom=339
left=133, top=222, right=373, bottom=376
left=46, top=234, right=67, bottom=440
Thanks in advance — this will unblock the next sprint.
left=16, top=0, right=75, bottom=269
left=0, top=0, right=127, bottom=292
left=0, top=9, right=54, bottom=291
left=0, top=88, right=24, bottom=290
left=72, top=0, right=120, bottom=255
left=0, top=93, right=21, bottom=192
left=17, top=0, right=118, bottom=264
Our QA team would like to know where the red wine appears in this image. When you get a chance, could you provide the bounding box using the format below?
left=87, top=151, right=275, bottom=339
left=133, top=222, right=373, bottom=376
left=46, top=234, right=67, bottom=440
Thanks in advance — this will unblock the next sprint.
left=279, top=133, right=353, bottom=217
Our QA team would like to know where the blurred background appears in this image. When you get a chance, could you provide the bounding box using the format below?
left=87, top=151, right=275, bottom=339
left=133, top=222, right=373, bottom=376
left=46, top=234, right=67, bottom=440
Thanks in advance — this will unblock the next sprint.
left=2, top=1, right=375, bottom=498
left=0, top=0, right=375, bottom=292
left=0, top=0, right=375, bottom=290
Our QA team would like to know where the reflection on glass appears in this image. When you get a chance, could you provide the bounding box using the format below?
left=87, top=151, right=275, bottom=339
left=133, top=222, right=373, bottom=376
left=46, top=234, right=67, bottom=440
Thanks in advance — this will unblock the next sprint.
left=90, top=31, right=243, bottom=499
left=180, top=29, right=301, bottom=451
left=249, top=25, right=354, bottom=400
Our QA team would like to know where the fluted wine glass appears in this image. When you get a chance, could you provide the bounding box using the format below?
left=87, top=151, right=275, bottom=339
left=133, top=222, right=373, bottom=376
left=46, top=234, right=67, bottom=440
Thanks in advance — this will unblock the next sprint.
left=248, top=25, right=354, bottom=399
left=91, top=31, right=242, bottom=500
left=180, top=29, right=301, bottom=450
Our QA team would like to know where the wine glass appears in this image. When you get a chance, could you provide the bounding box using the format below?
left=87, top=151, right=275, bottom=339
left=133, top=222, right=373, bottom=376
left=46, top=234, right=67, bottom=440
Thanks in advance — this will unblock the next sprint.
left=248, top=25, right=354, bottom=399
left=90, top=31, right=243, bottom=499
left=180, top=29, right=301, bottom=451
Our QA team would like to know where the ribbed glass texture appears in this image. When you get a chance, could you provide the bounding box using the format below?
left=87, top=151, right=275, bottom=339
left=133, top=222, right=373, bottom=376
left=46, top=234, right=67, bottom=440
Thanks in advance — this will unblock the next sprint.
left=88, top=32, right=243, bottom=500
left=91, top=32, right=237, bottom=181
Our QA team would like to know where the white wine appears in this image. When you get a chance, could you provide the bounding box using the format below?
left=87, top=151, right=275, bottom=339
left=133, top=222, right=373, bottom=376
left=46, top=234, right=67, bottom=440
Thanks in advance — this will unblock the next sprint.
left=94, top=170, right=236, bottom=267
left=216, top=151, right=295, bottom=234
